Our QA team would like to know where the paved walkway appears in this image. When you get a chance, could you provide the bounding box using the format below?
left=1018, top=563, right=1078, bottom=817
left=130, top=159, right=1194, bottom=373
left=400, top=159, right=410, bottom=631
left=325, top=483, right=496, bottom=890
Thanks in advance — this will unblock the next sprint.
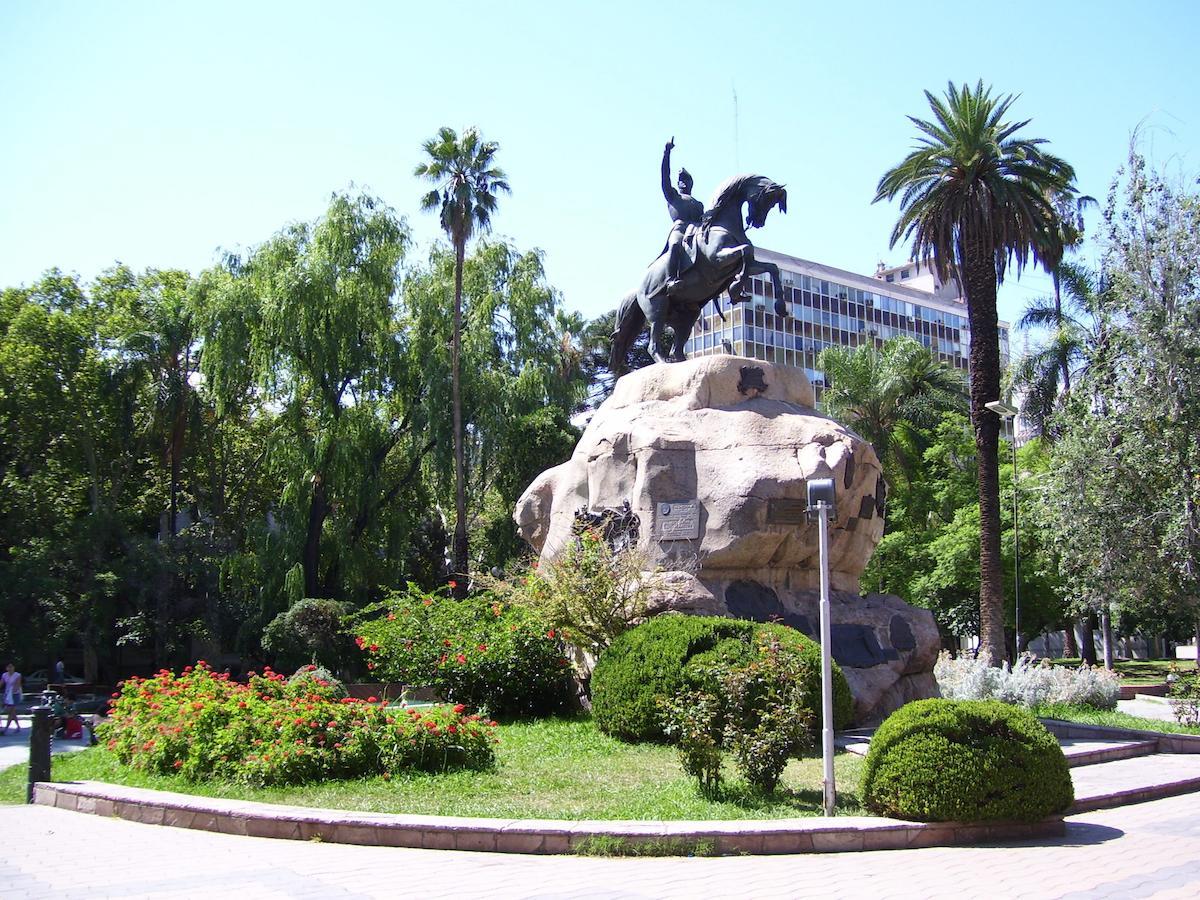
left=0, top=716, right=91, bottom=773
left=3, top=792, right=1199, bottom=899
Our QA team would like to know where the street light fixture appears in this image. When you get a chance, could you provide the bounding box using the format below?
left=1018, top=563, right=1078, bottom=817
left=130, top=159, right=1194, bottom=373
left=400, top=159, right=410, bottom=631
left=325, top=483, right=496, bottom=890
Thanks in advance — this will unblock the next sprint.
left=806, top=477, right=837, bottom=816
left=985, top=401, right=1020, bottom=659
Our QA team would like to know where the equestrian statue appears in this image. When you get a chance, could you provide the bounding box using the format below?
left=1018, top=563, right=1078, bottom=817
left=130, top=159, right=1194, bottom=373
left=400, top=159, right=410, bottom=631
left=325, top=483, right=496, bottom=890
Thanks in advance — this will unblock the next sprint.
left=609, top=139, right=788, bottom=374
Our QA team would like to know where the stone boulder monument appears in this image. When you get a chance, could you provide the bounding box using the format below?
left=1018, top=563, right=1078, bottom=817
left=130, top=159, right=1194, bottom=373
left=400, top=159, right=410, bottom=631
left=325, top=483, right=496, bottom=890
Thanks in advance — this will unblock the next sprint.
left=514, top=355, right=939, bottom=723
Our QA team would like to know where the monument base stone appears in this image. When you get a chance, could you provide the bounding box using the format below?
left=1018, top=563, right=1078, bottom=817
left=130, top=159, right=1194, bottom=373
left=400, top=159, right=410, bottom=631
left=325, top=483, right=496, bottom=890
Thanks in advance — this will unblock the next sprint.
left=516, top=356, right=940, bottom=724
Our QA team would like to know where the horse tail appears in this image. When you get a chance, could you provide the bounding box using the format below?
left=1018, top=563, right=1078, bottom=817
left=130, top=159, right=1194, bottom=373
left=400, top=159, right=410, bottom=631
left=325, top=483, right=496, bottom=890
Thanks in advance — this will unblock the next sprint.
left=609, top=291, right=645, bottom=376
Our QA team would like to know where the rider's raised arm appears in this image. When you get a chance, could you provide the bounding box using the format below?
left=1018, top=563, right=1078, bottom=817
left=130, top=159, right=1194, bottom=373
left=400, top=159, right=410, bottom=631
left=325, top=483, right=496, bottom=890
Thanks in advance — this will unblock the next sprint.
left=662, top=140, right=679, bottom=203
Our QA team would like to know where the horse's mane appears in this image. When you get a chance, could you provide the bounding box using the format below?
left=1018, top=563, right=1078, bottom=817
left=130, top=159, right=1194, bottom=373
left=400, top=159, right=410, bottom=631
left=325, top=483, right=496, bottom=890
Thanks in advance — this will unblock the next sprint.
left=703, top=174, right=777, bottom=224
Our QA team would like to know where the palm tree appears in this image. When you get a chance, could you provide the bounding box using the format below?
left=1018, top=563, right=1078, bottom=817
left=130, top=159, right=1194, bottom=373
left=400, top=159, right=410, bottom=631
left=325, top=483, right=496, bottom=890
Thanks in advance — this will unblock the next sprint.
left=1012, top=262, right=1104, bottom=436
left=818, top=337, right=966, bottom=483
left=415, top=127, right=510, bottom=594
left=1046, top=191, right=1097, bottom=331
left=875, top=81, right=1076, bottom=665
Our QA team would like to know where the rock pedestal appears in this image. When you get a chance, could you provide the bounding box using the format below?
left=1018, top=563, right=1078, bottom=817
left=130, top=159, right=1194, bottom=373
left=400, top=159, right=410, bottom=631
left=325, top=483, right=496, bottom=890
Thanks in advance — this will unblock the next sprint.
left=515, top=355, right=938, bottom=722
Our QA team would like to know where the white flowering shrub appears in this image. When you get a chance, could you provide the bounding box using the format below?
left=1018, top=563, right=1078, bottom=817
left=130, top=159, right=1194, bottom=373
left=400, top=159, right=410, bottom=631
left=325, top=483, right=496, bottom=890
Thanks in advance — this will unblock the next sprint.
left=935, top=652, right=1120, bottom=711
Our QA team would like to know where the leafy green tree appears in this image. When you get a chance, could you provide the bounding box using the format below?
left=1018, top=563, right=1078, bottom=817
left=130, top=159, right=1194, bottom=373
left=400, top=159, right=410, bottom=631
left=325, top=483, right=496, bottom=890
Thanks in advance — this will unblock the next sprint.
left=415, top=127, right=511, bottom=594
left=1040, top=145, right=1200, bottom=657
left=875, top=81, right=1076, bottom=664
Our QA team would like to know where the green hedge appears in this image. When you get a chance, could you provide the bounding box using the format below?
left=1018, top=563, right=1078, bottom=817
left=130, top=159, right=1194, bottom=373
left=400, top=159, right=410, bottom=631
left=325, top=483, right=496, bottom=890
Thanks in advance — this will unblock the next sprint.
left=591, top=615, right=853, bottom=742
left=862, top=698, right=1074, bottom=822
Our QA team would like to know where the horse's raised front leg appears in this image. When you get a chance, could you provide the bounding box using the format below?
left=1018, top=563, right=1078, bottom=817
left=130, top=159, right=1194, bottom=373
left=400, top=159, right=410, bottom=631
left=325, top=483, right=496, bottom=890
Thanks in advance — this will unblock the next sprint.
left=747, top=258, right=787, bottom=316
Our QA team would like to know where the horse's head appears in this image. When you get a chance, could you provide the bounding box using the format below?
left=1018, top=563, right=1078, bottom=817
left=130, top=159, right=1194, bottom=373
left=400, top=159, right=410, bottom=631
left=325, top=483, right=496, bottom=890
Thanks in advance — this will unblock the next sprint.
left=705, top=175, right=787, bottom=231
left=745, top=178, right=787, bottom=230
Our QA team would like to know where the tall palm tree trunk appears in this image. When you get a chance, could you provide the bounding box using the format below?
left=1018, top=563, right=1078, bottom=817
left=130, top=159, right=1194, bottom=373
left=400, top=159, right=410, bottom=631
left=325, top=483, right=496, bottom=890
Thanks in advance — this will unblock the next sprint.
left=451, top=241, right=469, bottom=596
left=963, top=245, right=1007, bottom=665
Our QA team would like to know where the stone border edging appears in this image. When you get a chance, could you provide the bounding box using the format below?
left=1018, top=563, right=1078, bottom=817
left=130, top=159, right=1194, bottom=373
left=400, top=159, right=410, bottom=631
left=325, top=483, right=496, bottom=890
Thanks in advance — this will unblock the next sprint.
left=1040, top=718, right=1200, bottom=754
left=33, top=780, right=1063, bottom=855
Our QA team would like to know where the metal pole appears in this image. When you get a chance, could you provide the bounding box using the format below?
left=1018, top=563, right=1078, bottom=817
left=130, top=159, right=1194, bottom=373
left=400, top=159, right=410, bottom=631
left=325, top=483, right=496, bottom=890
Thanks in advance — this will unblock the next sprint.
left=1012, top=435, right=1020, bottom=657
left=817, top=500, right=836, bottom=817
left=27, top=706, right=52, bottom=804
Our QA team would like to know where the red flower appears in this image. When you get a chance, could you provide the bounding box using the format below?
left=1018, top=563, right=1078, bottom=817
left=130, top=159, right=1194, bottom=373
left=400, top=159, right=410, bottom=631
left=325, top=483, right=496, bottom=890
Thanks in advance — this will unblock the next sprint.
left=456, top=653, right=467, bottom=665
left=173, top=760, right=183, bottom=769
left=369, top=644, right=379, bottom=653
left=355, top=636, right=366, bottom=649
left=453, top=704, right=466, bottom=714
left=367, top=696, right=378, bottom=703
left=547, top=629, right=556, bottom=639
left=477, top=643, right=487, bottom=653
left=367, top=661, right=376, bottom=670
left=448, top=579, right=458, bottom=589
left=423, top=598, right=433, bottom=607
left=387, top=613, right=396, bottom=621
left=448, top=725, right=458, bottom=734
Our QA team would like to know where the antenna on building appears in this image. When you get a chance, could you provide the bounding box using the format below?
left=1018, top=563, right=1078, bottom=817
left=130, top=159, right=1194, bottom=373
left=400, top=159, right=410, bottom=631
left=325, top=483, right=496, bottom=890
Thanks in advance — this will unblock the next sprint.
left=732, top=83, right=740, bottom=171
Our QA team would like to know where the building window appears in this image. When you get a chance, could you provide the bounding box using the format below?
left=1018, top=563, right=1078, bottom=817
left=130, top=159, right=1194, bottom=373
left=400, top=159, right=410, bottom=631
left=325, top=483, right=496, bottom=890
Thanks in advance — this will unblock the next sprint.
left=900, top=268, right=910, bottom=279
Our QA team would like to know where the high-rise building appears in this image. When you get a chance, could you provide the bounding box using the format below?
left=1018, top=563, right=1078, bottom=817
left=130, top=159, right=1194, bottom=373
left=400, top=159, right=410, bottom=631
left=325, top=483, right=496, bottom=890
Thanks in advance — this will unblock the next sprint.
left=683, top=248, right=1009, bottom=401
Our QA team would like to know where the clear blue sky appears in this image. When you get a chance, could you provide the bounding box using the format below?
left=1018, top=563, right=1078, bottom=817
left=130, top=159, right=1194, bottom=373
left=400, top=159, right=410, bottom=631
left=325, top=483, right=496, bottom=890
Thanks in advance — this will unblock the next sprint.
left=2, top=1, right=1197, bottom=331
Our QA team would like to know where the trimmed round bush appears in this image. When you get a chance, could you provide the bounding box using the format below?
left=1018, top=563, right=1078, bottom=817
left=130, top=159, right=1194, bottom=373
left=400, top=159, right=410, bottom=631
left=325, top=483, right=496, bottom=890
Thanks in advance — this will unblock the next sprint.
left=591, top=615, right=853, bottom=742
left=861, top=698, right=1074, bottom=822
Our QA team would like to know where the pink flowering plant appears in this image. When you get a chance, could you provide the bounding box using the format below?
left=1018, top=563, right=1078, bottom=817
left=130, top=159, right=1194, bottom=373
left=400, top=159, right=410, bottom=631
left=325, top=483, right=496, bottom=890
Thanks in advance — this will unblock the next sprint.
left=353, top=583, right=573, bottom=718
left=100, top=662, right=496, bottom=786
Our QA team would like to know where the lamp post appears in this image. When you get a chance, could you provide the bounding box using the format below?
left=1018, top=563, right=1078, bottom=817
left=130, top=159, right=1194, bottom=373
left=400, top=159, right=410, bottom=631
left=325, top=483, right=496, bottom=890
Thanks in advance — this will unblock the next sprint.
left=986, top=400, right=1020, bottom=659
left=806, top=477, right=837, bottom=816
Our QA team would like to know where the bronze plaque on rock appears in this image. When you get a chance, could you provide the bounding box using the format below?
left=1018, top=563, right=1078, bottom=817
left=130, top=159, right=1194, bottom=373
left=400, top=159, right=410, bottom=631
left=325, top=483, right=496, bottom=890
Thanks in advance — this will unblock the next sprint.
left=767, top=498, right=808, bottom=525
left=654, top=500, right=701, bottom=541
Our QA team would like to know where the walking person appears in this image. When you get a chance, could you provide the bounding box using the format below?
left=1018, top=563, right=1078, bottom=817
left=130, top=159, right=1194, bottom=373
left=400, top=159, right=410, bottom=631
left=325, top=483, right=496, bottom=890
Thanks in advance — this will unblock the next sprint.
left=2, top=663, right=22, bottom=733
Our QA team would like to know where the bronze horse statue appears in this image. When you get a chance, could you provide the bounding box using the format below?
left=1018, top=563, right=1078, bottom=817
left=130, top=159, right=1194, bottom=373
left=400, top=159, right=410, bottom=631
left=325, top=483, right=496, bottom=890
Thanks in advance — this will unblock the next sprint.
left=610, top=174, right=788, bottom=373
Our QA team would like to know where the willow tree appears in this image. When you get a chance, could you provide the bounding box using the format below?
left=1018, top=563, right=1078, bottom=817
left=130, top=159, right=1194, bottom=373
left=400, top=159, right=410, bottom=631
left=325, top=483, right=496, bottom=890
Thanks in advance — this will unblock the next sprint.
left=875, top=82, right=1076, bottom=664
left=415, top=127, right=510, bottom=594
left=195, top=192, right=426, bottom=608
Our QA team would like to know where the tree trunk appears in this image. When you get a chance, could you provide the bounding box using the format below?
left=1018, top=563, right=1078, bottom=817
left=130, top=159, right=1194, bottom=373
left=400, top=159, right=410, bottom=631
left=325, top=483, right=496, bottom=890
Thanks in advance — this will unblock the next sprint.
left=962, top=242, right=1007, bottom=666
left=451, top=241, right=469, bottom=598
left=303, top=473, right=329, bottom=598
left=1081, top=612, right=1099, bottom=665
left=1101, top=606, right=1115, bottom=669
left=1064, top=623, right=1079, bottom=659
left=1053, top=266, right=1071, bottom=396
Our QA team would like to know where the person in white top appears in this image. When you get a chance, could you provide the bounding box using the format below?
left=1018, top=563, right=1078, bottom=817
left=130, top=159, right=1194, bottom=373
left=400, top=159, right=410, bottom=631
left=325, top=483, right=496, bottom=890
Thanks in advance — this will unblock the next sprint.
left=2, top=663, right=22, bottom=733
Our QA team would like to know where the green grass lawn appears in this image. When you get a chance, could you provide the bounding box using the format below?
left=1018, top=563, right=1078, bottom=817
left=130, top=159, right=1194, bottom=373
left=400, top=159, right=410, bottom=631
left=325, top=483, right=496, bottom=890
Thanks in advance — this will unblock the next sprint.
left=0, top=715, right=867, bottom=819
left=1048, top=658, right=1195, bottom=686
left=1034, top=702, right=1200, bottom=736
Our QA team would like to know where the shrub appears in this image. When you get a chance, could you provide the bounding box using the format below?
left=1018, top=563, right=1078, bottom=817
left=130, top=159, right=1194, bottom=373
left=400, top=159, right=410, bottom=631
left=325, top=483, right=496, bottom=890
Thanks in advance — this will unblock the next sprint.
left=718, top=634, right=816, bottom=793
left=288, top=664, right=347, bottom=698
left=935, top=651, right=1120, bottom=710
left=591, top=615, right=852, bottom=742
left=862, top=698, right=1073, bottom=822
left=482, top=529, right=654, bottom=658
left=659, top=689, right=724, bottom=797
left=100, top=662, right=496, bottom=786
left=261, top=598, right=354, bottom=672
left=1169, top=669, right=1200, bottom=727
left=353, top=584, right=573, bottom=719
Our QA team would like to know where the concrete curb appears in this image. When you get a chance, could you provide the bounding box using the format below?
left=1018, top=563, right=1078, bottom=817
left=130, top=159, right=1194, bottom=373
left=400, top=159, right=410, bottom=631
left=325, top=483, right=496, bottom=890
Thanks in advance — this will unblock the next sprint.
left=32, top=781, right=1065, bottom=855
left=1041, top=718, right=1200, bottom=754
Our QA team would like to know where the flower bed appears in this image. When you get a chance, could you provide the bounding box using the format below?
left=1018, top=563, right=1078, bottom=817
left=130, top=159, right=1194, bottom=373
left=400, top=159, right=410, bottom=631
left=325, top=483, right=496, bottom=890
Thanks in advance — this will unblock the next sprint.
left=101, top=662, right=496, bottom=786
